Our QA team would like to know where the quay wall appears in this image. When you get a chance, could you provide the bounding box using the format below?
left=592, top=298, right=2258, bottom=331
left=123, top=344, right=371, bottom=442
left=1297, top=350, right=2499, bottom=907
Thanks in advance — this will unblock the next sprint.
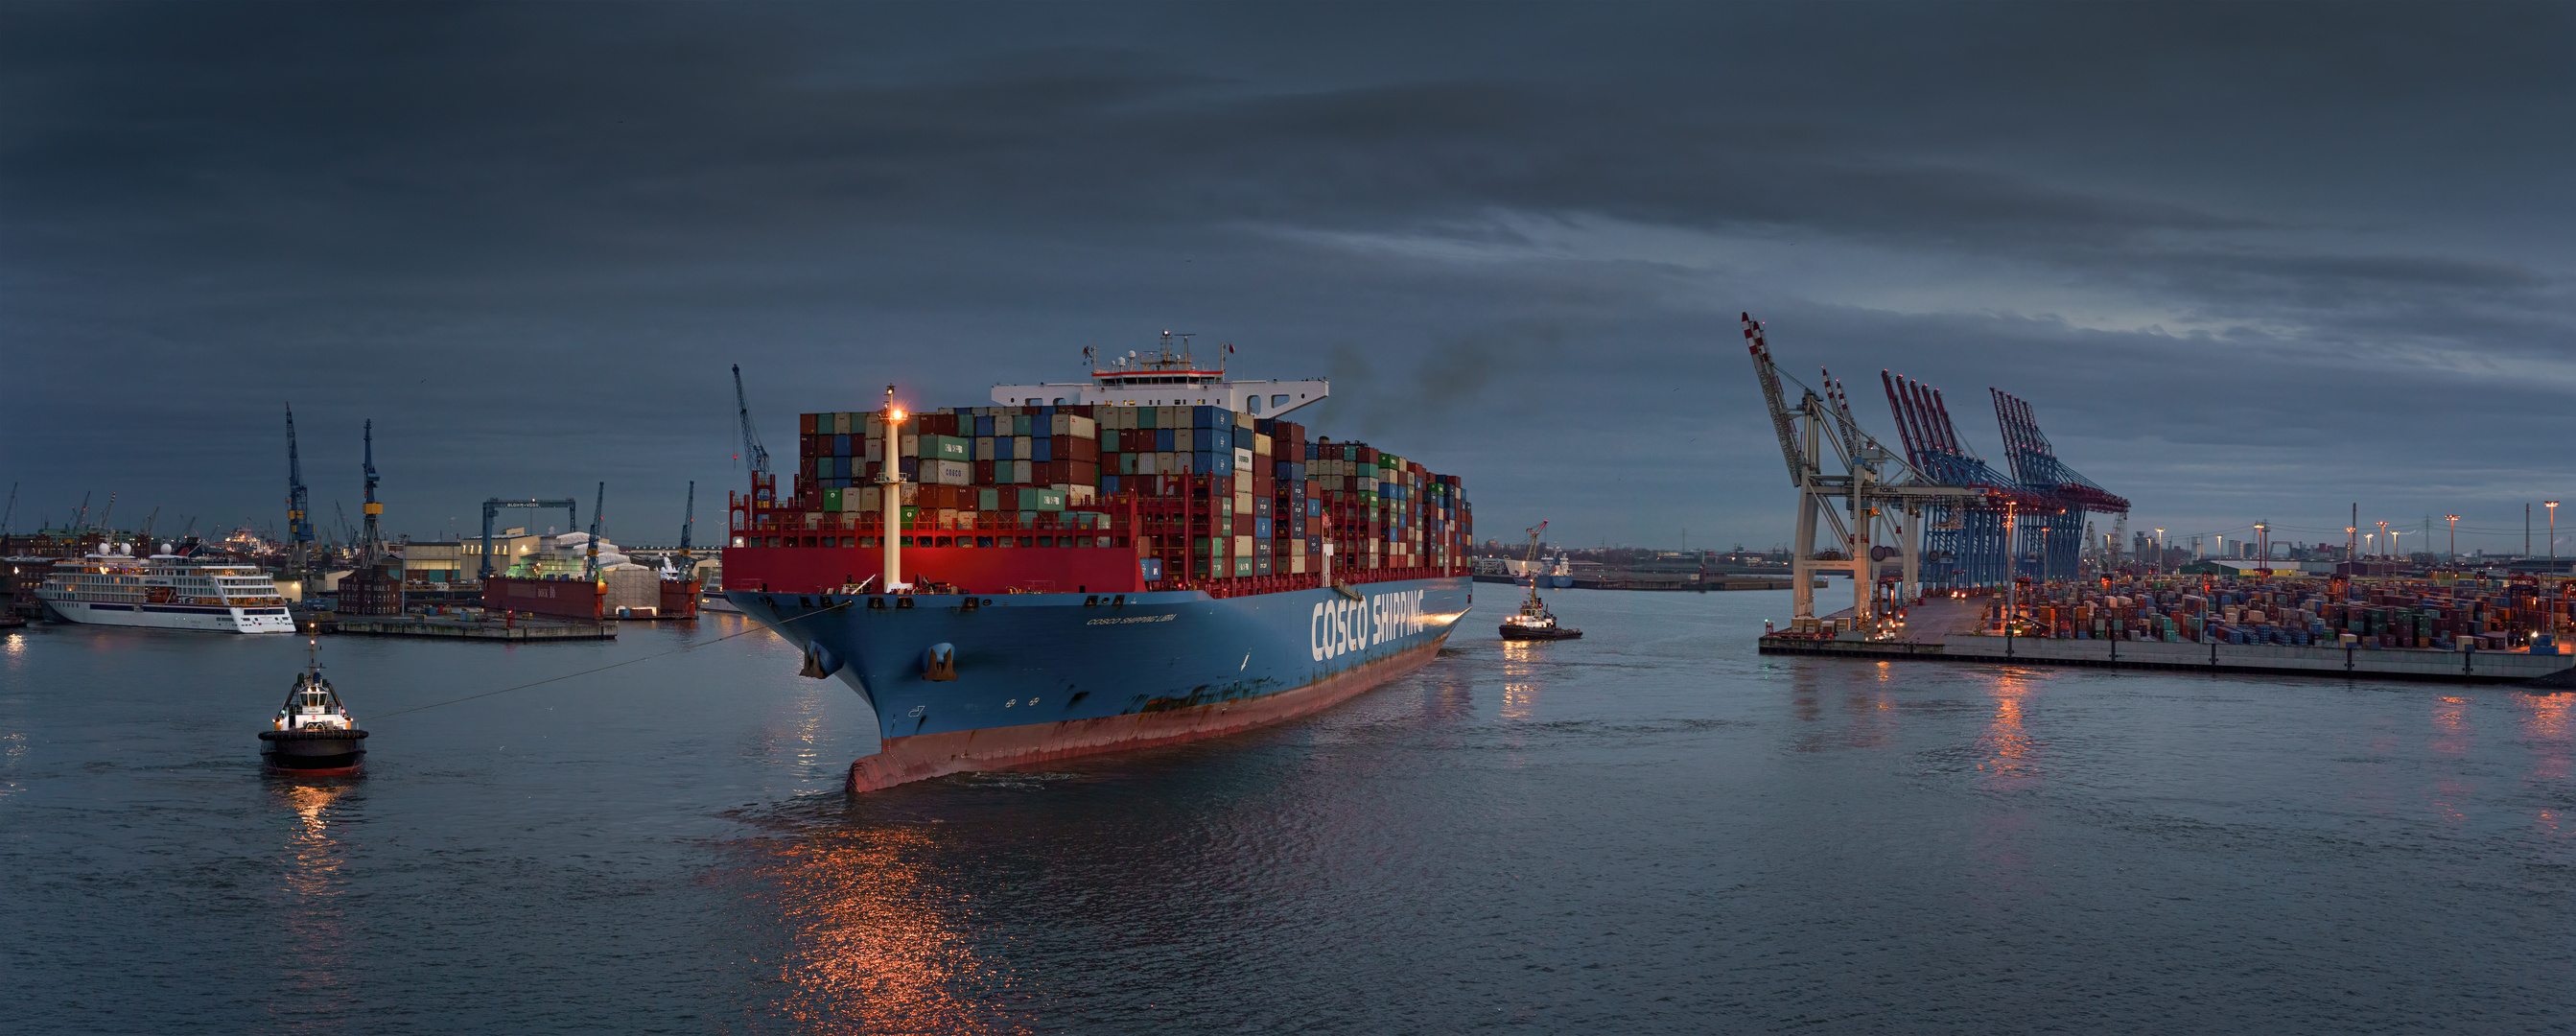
left=1759, top=632, right=2576, bottom=685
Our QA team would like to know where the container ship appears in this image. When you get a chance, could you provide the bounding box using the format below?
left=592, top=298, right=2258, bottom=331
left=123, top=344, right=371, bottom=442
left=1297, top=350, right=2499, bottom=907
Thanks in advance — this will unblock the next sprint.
left=722, top=342, right=1475, bottom=792
left=35, top=542, right=295, bottom=633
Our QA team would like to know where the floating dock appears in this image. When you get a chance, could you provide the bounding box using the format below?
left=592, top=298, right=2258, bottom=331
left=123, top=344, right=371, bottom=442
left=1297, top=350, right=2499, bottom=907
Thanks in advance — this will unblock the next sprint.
left=327, top=615, right=617, bottom=641
left=1760, top=598, right=2575, bottom=685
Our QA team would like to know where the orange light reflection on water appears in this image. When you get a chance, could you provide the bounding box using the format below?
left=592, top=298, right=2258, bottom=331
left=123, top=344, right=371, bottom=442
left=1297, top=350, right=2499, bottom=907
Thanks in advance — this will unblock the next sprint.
left=1976, top=672, right=2040, bottom=789
left=2429, top=695, right=2474, bottom=824
left=738, top=826, right=1033, bottom=1036
left=2521, top=694, right=2571, bottom=852
left=269, top=781, right=355, bottom=1029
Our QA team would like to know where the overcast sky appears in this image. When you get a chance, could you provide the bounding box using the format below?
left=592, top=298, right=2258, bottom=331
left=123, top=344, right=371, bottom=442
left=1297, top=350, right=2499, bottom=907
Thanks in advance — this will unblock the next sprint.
left=6, top=3, right=2573, bottom=555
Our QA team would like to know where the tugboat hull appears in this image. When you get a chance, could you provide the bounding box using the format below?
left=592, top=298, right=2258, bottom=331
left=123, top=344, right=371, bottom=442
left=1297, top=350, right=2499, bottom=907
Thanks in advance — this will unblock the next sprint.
left=259, top=729, right=368, bottom=777
left=1500, top=624, right=1581, bottom=641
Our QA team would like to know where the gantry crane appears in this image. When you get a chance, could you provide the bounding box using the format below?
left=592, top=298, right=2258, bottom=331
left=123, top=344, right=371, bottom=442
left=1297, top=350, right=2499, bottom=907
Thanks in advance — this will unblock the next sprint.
left=1744, top=313, right=1966, bottom=627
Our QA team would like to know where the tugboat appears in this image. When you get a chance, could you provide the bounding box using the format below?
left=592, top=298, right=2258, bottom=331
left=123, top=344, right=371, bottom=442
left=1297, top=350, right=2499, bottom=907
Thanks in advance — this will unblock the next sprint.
left=259, top=640, right=367, bottom=777
left=1500, top=520, right=1581, bottom=641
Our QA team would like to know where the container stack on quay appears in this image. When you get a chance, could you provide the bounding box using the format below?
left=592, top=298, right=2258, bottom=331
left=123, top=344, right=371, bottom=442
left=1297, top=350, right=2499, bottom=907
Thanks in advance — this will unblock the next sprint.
left=1978, top=572, right=2576, bottom=654
left=730, top=403, right=1472, bottom=595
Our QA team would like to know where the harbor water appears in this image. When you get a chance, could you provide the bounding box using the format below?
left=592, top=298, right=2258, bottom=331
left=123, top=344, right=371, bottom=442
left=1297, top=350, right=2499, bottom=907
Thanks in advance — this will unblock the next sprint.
left=3, top=589, right=2569, bottom=1033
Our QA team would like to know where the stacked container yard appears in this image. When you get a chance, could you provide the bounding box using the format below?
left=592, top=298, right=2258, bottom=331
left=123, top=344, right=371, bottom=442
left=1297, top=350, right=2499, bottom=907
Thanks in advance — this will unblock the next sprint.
left=729, top=402, right=1471, bottom=595
left=1967, top=572, right=2576, bottom=653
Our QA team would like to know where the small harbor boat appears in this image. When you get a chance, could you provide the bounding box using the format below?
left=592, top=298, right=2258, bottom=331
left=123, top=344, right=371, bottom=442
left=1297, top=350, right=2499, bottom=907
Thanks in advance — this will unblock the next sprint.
left=259, top=640, right=367, bottom=777
left=1500, top=520, right=1581, bottom=641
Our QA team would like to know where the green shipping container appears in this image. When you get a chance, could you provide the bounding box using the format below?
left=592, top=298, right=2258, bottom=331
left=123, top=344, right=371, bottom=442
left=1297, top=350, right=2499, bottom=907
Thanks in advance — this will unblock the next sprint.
left=930, top=436, right=973, bottom=462
left=901, top=506, right=920, bottom=527
left=823, top=488, right=843, bottom=511
left=1234, top=558, right=1254, bottom=577
left=1029, top=488, right=1066, bottom=511
left=979, top=488, right=1000, bottom=511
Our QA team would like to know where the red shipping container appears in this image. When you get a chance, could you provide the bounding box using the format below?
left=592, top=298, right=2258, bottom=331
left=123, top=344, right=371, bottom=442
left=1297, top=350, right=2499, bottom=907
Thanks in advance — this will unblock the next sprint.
left=974, top=460, right=995, bottom=483
left=800, top=413, right=818, bottom=435
left=1070, top=459, right=1098, bottom=484
left=1064, top=437, right=1100, bottom=462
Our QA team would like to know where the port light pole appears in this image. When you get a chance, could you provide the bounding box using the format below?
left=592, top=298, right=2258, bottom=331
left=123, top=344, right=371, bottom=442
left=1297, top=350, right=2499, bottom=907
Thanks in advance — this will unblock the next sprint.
left=2549, top=502, right=2561, bottom=570
left=2377, top=521, right=2389, bottom=560
left=2254, top=521, right=2268, bottom=574
left=880, top=385, right=908, bottom=593
left=2446, top=515, right=2461, bottom=566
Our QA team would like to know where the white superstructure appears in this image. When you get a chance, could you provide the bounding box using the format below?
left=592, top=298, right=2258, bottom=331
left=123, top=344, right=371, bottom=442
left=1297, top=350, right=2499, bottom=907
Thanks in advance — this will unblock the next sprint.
left=36, top=543, right=296, bottom=634
left=992, top=335, right=1327, bottom=416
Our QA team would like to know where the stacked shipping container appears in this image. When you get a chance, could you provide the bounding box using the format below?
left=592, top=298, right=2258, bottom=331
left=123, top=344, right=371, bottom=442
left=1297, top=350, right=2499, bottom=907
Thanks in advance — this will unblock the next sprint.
left=730, top=403, right=1472, bottom=596
left=1974, top=572, right=2576, bottom=652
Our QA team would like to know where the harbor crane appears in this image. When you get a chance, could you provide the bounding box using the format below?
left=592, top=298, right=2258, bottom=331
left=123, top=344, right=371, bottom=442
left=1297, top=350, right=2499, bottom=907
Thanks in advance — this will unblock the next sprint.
left=361, top=419, right=383, bottom=558
left=677, top=481, right=695, bottom=559
left=734, top=364, right=770, bottom=477
left=285, top=405, right=316, bottom=577
left=2, top=482, right=15, bottom=537
left=585, top=483, right=606, bottom=579
left=1745, top=313, right=1975, bottom=627
left=479, top=497, right=577, bottom=578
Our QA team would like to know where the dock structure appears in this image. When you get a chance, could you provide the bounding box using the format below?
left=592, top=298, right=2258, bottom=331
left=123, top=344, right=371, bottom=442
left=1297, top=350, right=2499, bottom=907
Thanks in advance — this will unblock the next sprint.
left=1761, top=596, right=2576, bottom=685
left=327, top=615, right=617, bottom=641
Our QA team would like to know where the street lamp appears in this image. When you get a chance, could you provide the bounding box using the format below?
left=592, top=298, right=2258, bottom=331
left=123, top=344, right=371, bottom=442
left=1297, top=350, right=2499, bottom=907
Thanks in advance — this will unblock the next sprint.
left=2549, top=502, right=2561, bottom=569
left=2254, top=521, right=2269, bottom=571
left=2446, top=515, right=2461, bottom=566
left=2377, top=521, right=2389, bottom=559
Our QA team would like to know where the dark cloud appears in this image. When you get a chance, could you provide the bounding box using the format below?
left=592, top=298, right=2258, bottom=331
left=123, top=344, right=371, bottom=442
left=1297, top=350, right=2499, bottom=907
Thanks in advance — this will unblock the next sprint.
left=3, top=3, right=2573, bottom=553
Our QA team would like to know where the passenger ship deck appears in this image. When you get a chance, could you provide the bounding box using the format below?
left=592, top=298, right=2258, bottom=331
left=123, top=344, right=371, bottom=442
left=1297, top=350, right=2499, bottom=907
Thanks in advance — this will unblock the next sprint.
left=36, top=544, right=295, bottom=634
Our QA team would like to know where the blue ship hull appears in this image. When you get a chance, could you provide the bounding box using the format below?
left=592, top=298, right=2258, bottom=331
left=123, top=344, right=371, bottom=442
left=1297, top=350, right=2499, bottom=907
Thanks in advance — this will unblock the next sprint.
left=730, top=577, right=1474, bottom=790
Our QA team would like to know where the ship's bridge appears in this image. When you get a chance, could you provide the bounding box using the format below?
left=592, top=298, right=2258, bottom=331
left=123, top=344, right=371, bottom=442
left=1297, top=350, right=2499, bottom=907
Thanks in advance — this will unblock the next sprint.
left=993, top=340, right=1327, bottom=416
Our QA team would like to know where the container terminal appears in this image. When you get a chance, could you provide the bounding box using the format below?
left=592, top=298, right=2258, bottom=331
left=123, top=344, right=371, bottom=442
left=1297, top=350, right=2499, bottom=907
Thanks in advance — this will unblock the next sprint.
left=1739, top=312, right=2576, bottom=685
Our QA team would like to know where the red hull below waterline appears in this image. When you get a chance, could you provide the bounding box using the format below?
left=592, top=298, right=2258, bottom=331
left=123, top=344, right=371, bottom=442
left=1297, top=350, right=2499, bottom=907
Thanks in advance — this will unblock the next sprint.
left=849, top=635, right=1448, bottom=793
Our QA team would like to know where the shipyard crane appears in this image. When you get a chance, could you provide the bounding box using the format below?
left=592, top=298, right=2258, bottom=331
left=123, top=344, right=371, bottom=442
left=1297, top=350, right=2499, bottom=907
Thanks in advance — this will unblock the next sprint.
left=1879, top=372, right=2067, bottom=590
left=2, top=482, right=15, bottom=537
left=1989, top=389, right=2128, bottom=579
left=678, top=481, right=695, bottom=558
left=734, top=365, right=770, bottom=476
left=285, top=405, right=315, bottom=577
left=479, top=497, right=577, bottom=578
left=1745, top=313, right=1976, bottom=626
left=97, top=492, right=116, bottom=533
left=73, top=491, right=91, bottom=531
left=138, top=506, right=160, bottom=546
left=585, top=483, right=606, bottom=579
left=361, top=419, right=383, bottom=558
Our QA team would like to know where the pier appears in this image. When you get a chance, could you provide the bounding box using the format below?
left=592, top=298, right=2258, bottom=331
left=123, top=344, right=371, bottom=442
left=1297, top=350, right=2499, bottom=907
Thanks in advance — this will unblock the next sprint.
left=1759, top=597, right=2575, bottom=685
left=326, top=615, right=618, bottom=641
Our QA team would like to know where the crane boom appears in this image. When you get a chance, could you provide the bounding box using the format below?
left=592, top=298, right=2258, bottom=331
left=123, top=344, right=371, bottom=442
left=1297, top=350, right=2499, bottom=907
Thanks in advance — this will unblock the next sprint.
left=1744, top=314, right=1808, bottom=486
left=734, top=365, right=770, bottom=476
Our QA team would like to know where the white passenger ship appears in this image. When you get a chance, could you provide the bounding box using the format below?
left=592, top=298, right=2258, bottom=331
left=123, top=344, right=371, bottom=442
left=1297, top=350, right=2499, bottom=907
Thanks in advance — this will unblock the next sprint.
left=36, top=543, right=296, bottom=633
